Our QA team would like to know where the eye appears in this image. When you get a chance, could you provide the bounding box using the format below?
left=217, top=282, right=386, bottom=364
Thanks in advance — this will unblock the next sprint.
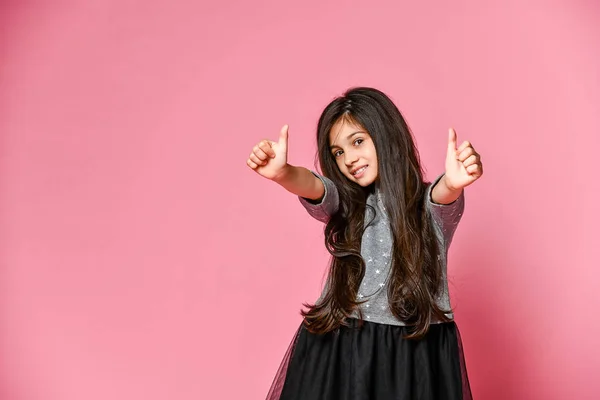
left=333, top=150, right=343, bottom=157
left=353, top=138, right=364, bottom=146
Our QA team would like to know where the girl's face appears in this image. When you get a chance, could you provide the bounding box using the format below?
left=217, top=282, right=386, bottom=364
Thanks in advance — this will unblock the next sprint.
left=328, top=119, right=379, bottom=187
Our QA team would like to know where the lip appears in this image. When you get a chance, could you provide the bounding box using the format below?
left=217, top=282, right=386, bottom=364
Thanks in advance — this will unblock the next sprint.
left=351, top=165, right=368, bottom=178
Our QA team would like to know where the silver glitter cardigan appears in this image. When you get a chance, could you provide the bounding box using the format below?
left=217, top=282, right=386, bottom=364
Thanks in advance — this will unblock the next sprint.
left=299, top=172, right=465, bottom=326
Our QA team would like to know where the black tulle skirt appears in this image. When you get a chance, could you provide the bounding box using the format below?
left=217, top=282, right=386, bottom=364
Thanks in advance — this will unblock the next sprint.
left=267, top=319, right=472, bottom=400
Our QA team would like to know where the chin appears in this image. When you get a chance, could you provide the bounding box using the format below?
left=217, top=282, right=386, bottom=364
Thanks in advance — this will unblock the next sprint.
left=360, top=179, right=376, bottom=187
left=352, top=174, right=377, bottom=187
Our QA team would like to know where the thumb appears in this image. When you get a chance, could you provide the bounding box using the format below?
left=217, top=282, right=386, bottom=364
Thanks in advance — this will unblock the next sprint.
left=279, top=124, right=289, bottom=151
left=447, top=127, right=457, bottom=157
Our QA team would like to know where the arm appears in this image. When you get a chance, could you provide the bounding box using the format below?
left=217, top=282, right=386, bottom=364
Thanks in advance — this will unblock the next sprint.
left=426, top=174, right=465, bottom=247
left=246, top=125, right=339, bottom=222
left=431, top=174, right=463, bottom=205
left=297, top=172, right=339, bottom=223
left=273, top=164, right=324, bottom=201
left=246, top=125, right=322, bottom=200
left=427, top=128, right=483, bottom=246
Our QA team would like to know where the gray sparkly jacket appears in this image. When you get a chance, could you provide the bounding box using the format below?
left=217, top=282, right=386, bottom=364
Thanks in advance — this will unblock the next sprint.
left=299, top=172, right=465, bottom=326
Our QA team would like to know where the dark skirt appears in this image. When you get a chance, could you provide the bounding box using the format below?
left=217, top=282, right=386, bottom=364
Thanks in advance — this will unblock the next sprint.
left=267, top=319, right=472, bottom=400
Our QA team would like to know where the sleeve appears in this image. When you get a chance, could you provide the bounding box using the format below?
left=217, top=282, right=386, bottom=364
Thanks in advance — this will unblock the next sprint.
left=298, top=171, right=340, bottom=223
left=425, top=174, right=465, bottom=248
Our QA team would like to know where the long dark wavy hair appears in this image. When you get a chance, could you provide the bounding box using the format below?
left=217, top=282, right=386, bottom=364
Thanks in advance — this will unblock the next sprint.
left=301, top=87, right=451, bottom=339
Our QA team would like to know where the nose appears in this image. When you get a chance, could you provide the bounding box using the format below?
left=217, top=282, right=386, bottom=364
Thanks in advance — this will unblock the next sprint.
left=344, top=150, right=359, bottom=167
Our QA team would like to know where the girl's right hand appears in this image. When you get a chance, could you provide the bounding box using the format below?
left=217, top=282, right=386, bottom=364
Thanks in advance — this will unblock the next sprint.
left=246, top=124, right=289, bottom=180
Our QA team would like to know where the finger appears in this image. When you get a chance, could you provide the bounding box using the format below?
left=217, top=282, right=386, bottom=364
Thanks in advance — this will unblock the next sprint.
left=456, top=146, right=475, bottom=162
left=462, top=154, right=480, bottom=168
left=253, top=145, right=270, bottom=161
left=247, top=158, right=259, bottom=169
left=447, top=128, right=457, bottom=156
left=249, top=153, right=266, bottom=166
left=466, top=163, right=482, bottom=175
left=279, top=124, right=289, bottom=151
left=456, top=140, right=472, bottom=154
left=258, top=140, right=276, bottom=158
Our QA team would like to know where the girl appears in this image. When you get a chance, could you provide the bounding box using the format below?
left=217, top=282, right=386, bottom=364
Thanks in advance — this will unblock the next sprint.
left=246, top=87, right=482, bottom=400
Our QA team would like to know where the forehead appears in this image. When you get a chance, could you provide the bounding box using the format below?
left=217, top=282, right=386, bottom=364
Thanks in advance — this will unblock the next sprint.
left=328, top=118, right=366, bottom=147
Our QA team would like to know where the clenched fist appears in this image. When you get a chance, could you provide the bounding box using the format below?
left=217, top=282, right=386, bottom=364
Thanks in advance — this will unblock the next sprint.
left=246, top=125, right=290, bottom=181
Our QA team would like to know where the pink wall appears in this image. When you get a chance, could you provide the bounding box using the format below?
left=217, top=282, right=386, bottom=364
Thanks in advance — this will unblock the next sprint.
left=1, top=0, right=599, bottom=399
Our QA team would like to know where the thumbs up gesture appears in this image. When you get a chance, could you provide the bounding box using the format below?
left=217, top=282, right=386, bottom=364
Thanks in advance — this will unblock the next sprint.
left=444, top=128, right=483, bottom=190
left=246, top=125, right=290, bottom=181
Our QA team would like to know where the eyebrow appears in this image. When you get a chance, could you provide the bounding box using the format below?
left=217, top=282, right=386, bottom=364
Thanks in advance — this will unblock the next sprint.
left=330, top=131, right=365, bottom=149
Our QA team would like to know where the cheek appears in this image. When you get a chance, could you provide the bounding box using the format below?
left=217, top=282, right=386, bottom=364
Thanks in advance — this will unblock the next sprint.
left=368, top=145, right=378, bottom=162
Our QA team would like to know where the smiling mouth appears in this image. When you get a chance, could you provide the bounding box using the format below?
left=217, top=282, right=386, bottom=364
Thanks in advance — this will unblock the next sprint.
left=351, top=166, right=368, bottom=176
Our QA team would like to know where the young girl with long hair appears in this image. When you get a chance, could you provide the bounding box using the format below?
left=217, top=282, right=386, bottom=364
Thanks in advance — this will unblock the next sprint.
left=247, top=87, right=482, bottom=400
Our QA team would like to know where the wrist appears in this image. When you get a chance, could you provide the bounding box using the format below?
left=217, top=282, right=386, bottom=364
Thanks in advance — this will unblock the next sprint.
left=442, top=174, right=462, bottom=193
left=272, top=164, right=293, bottom=184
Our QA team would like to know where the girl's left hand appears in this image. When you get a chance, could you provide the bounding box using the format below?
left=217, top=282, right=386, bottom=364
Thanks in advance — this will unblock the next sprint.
left=444, top=128, right=483, bottom=190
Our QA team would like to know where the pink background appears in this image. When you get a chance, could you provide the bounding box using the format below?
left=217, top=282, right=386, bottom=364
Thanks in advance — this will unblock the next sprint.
left=1, top=0, right=599, bottom=399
